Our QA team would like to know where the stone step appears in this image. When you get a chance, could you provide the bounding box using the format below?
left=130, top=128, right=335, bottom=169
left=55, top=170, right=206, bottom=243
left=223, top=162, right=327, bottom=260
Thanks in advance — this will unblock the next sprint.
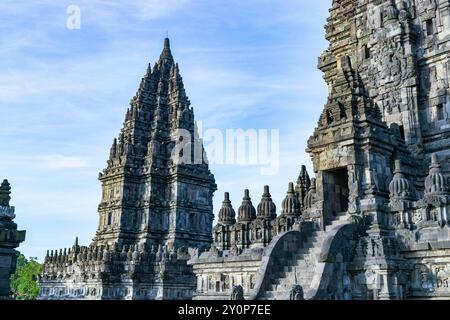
left=302, top=239, right=317, bottom=248
left=303, top=251, right=321, bottom=260
left=324, top=220, right=349, bottom=232
left=290, top=252, right=317, bottom=264
left=333, top=216, right=348, bottom=223
left=258, top=215, right=350, bottom=300
left=309, top=239, right=325, bottom=247
left=332, top=216, right=349, bottom=223
left=311, top=231, right=325, bottom=238
left=261, top=290, right=291, bottom=300
left=275, top=276, right=314, bottom=288
left=260, top=291, right=275, bottom=299
left=266, top=269, right=283, bottom=280
left=287, top=253, right=308, bottom=264
left=269, top=284, right=292, bottom=292
left=328, top=219, right=349, bottom=227
left=272, top=270, right=314, bottom=284
left=277, top=281, right=311, bottom=290
left=294, top=260, right=308, bottom=268
left=278, top=270, right=315, bottom=281
left=284, top=263, right=314, bottom=273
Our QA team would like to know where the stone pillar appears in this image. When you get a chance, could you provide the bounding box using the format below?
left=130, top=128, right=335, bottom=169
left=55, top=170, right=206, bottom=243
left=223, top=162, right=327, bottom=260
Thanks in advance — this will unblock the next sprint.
left=0, top=179, right=26, bottom=300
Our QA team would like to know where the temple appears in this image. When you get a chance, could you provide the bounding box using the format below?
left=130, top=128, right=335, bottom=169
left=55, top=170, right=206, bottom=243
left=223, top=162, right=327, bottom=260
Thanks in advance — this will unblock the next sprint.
left=40, top=0, right=450, bottom=300
left=39, top=39, right=216, bottom=300
left=190, top=0, right=450, bottom=300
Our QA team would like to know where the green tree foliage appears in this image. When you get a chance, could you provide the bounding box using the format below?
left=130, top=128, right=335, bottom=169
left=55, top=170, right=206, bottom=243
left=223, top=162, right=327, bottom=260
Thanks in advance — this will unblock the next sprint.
left=10, top=253, right=42, bottom=300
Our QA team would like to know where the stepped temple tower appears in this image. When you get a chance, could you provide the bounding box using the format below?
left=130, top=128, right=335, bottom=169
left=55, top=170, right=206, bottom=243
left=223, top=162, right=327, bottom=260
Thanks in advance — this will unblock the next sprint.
left=0, top=180, right=26, bottom=299
left=39, top=39, right=217, bottom=300
left=40, top=0, right=450, bottom=300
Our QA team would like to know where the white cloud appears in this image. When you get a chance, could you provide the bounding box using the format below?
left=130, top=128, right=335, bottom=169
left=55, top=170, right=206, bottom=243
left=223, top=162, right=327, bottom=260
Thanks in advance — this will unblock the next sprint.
left=37, top=154, right=89, bottom=169
left=67, top=0, right=192, bottom=31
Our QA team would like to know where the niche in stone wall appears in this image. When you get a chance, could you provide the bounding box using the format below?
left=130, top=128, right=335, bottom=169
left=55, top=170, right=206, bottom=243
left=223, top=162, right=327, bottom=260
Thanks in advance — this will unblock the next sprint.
left=437, top=104, right=445, bottom=121
left=390, top=123, right=406, bottom=141
left=426, top=19, right=434, bottom=36
left=322, top=168, right=349, bottom=219
left=364, top=45, right=371, bottom=60
left=107, top=212, right=112, bottom=226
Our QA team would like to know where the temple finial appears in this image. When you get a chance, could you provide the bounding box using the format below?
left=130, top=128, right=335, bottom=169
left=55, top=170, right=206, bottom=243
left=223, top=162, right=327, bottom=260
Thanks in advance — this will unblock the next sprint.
left=394, top=159, right=403, bottom=174
left=0, top=179, right=11, bottom=207
left=159, top=37, right=173, bottom=62
left=288, top=182, right=295, bottom=193
left=431, top=153, right=440, bottom=168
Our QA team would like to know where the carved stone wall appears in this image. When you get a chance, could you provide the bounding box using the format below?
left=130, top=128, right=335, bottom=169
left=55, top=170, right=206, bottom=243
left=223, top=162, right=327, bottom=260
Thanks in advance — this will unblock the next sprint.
left=319, top=0, right=450, bottom=171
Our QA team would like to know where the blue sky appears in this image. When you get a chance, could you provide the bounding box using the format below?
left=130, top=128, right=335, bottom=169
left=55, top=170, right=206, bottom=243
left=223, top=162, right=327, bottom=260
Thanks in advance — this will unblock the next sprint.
left=0, top=0, right=331, bottom=260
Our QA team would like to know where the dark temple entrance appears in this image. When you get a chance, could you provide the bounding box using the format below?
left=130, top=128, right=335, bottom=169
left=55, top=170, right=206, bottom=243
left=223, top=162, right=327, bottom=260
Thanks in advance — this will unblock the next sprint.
left=323, top=168, right=349, bottom=221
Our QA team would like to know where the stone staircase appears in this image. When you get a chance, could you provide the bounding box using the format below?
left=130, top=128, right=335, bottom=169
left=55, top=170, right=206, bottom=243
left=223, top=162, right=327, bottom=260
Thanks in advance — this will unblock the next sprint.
left=258, top=213, right=350, bottom=300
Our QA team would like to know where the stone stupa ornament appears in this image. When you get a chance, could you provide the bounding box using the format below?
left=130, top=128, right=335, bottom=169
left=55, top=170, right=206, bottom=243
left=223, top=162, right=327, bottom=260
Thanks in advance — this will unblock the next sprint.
left=0, top=179, right=11, bottom=206
left=0, top=178, right=25, bottom=299
left=0, top=179, right=15, bottom=219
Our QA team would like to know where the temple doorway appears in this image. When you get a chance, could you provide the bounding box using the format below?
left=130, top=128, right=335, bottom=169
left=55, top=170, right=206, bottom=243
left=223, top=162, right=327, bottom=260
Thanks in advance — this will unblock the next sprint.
left=323, top=168, right=349, bottom=219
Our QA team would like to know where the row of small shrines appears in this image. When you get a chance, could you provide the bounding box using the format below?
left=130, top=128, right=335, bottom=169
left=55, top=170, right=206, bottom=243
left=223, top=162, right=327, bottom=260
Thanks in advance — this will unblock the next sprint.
left=212, top=179, right=317, bottom=250
left=388, top=154, right=450, bottom=227
left=42, top=241, right=185, bottom=271
left=213, top=154, right=450, bottom=251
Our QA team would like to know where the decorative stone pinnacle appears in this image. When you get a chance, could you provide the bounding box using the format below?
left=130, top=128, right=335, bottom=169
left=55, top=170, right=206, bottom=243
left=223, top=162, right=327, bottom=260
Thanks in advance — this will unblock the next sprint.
left=430, top=153, right=440, bottom=169
left=309, top=178, right=317, bottom=191
left=160, top=38, right=173, bottom=62
left=424, top=153, right=448, bottom=195
left=238, top=189, right=256, bottom=222
left=0, top=179, right=11, bottom=207
left=394, top=160, right=403, bottom=174
left=219, top=192, right=236, bottom=225
left=282, top=181, right=300, bottom=216
left=288, top=182, right=295, bottom=193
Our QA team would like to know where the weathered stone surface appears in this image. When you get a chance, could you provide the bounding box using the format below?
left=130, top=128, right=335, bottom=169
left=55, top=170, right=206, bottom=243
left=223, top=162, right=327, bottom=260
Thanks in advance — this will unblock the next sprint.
left=0, top=180, right=26, bottom=299
left=37, top=0, right=450, bottom=300
left=39, top=39, right=216, bottom=300
left=190, top=0, right=450, bottom=300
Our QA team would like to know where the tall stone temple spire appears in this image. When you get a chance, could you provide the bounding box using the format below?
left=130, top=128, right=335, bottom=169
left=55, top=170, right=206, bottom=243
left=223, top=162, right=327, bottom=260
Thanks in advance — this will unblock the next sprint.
left=40, top=39, right=216, bottom=300
left=96, top=38, right=216, bottom=250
